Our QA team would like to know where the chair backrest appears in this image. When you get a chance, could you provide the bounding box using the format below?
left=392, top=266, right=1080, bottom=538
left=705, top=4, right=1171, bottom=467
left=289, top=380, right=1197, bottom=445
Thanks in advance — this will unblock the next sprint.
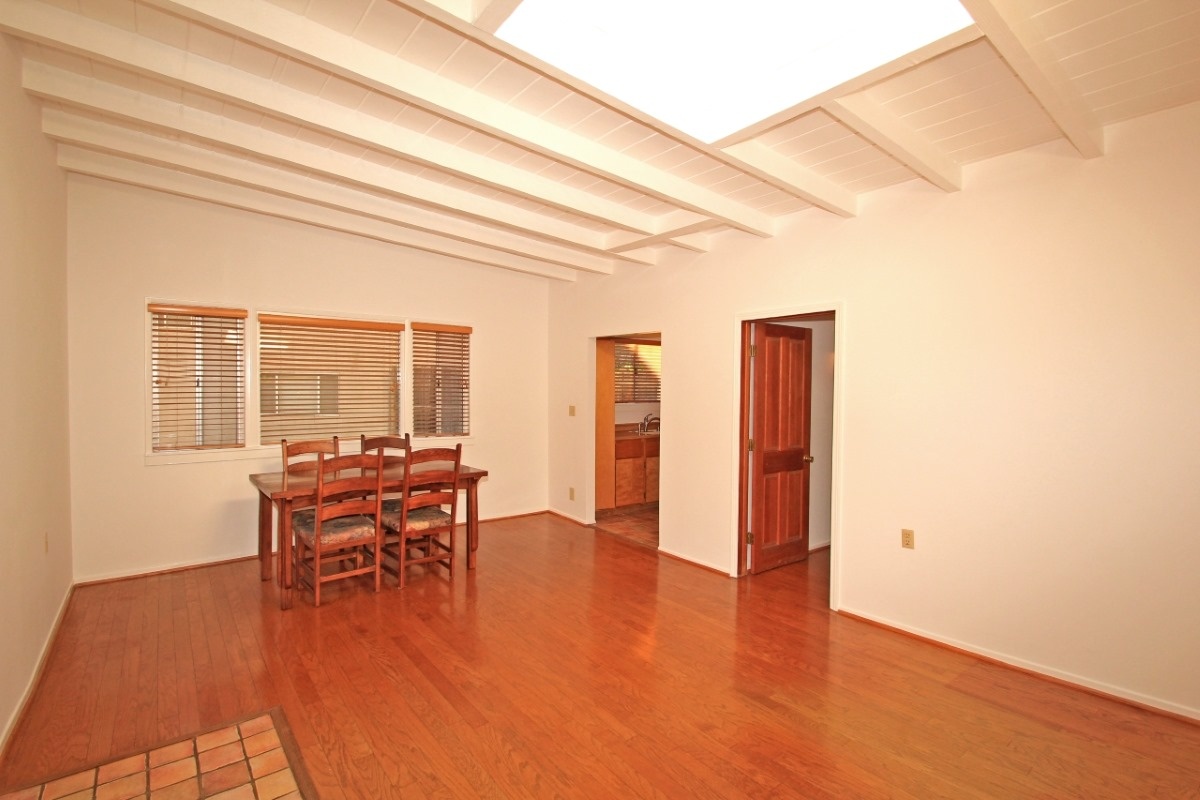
left=281, top=436, right=340, bottom=489
left=310, top=451, right=384, bottom=529
left=401, top=444, right=463, bottom=523
left=360, top=433, right=410, bottom=467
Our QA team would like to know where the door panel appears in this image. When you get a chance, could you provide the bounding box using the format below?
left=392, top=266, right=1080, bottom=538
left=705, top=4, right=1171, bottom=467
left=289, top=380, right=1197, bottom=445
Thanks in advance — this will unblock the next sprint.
left=751, top=323, right=812, bottom=573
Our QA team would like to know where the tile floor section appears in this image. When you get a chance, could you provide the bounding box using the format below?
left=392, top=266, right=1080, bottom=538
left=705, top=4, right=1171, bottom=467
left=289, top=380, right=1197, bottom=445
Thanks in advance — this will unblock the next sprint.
left=593, top=503, right=659, bottom=549
left=0, top=712, right=303, bottom=800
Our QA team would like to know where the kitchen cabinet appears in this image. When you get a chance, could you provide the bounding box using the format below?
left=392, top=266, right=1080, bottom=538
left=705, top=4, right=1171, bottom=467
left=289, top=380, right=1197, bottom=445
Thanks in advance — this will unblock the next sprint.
left=615, top=434, right=659, bottom=506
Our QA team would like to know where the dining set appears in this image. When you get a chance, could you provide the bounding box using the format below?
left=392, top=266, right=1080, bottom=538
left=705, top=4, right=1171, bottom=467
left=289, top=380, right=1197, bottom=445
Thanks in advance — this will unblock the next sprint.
left=249, top=435, right=488, bottom=609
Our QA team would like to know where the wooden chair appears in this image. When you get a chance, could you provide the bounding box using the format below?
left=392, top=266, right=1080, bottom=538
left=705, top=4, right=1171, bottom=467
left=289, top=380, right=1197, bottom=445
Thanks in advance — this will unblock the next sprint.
left=280, top=436, right=340, bottom=489
left=379, top=442, right=462, bottom=587
left=360, top=434, right=409, bottom=466
left=290, top=450, right=384, bottom=606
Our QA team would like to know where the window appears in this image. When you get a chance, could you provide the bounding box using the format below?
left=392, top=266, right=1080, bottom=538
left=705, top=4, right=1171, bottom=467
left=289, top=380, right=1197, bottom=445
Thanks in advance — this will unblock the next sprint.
left=260, top=373, right=339, bottom=417
left=258, top=314, right=403, bottom=444
left=412, top=323, right=471, bottom=437
left=614, top=341, right=661, bottom=403
left=148, top=303, right=246, bottom=451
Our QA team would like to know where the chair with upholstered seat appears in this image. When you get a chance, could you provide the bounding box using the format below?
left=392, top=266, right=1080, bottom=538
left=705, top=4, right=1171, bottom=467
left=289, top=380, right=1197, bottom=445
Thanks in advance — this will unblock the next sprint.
left=378, top=441, right=462, bottom=587
left=290, top=450, right=384, bottom=606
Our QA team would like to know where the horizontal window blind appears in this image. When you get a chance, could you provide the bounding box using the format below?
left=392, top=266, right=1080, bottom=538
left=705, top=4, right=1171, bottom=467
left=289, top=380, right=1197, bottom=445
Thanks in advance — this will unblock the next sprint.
left=259, top=314, right=403, bottom=444
left=412, top=322, right=471, bottom=437
left=614, top=341, right=661, bottom=403
left=149, top=304, right=246, bottom=452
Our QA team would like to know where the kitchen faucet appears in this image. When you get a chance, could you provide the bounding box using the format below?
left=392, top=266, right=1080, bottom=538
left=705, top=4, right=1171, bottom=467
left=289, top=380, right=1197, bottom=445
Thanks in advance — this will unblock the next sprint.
left=639, top=413, right=661, bottom=434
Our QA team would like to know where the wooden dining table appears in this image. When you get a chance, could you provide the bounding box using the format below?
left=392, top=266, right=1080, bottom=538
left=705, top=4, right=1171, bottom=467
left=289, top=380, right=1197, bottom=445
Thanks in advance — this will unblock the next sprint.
left=249, top=460, right=488, bottom=607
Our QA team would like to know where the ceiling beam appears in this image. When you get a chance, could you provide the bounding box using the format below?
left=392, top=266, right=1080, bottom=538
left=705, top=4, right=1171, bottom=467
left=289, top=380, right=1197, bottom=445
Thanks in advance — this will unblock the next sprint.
left=42, top=109, right=617, bottom=275
left=57, top=146, right=579, bottom=281
left=471, top=0, right=523, bottom=33
left=957, top=0, right=1104, bottom=158
left=0, top=0, right=665, bottom=235
left=143, top=0, right=777, bottom=236
left=23, top=60, right=649, bottom=268
left=721, top=140, right=856, bottom=218
left=824, top=93, right=962, bottom=193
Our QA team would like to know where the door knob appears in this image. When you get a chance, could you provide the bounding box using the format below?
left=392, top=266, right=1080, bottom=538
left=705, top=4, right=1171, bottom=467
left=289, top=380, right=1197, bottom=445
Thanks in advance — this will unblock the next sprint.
left=803, top=455, right=815, bottom=463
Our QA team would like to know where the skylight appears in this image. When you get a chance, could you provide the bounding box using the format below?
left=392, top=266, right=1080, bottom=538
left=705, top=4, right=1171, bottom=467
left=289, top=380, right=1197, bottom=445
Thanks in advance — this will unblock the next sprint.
left=497, top=0, right=973, bottom=143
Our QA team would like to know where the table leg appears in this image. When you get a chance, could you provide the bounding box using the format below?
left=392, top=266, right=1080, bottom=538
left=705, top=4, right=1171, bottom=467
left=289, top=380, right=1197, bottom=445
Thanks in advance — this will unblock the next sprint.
left=467, top=478, right=479, bottom=570
left=280, top=498, right=294, bottom=610
left=258, top=492, right=272, bottom=581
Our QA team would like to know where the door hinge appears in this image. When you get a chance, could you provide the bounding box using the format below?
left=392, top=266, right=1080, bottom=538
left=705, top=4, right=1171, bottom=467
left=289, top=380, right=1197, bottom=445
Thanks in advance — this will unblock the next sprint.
left=749, top=345, right=757, bottom=357
left=747, top=439, right=754, bottom=452
left=746, top=531, right=754, bottom=544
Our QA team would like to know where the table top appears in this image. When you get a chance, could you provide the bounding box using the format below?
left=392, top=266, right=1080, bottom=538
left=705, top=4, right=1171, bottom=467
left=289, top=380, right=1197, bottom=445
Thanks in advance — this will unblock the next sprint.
left=250, top=461, right=488, bottom=500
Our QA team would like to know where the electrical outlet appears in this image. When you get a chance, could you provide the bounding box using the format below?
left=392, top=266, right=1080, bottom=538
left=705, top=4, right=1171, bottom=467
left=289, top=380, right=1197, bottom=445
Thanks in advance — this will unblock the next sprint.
left=568, top=404, right=576, bottom=416
left=569, top=487, right=575, bottom=501
left=901, top=529, right=915, bottom=549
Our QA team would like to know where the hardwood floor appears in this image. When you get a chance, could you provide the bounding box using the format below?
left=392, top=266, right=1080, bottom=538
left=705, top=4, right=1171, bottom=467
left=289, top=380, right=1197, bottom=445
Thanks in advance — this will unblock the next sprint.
left=3, top=513, right=1198, bottom=798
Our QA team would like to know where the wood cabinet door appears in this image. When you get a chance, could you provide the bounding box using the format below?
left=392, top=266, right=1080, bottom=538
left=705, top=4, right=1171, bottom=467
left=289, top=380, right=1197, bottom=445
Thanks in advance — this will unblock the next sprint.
left=615, top=458, right=644, bottom=506
left=644, top=455, right=660, bottom=502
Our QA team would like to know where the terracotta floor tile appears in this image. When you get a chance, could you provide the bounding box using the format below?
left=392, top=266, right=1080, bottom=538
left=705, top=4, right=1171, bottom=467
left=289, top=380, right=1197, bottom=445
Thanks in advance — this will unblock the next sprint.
left=237, top=714, right=274, bottom=739
left=195, top=725, right=239, bottom=754
left=200, top=762, right=250, bottom=797
left=148, top=757, right=197, bottom=791
left=197, top=741, right=244, bottom=774
left=96, top=754, right=146, bottom=785
left=148, top=776, right=199, bottom=800
left=43, top=768, right=95, bottom=799
left=149, top=741, right=194, bottom=768
left=254, top=766, right=298, bottom=800
left=248, top=747, right=289, bottom=779
left=242, top=728, right=281, bottom=758
left=206, top=785, right=255, bottom=800
left=95, top=771, right=146, bottom=800
left=9, top=711, right=308, bottom=800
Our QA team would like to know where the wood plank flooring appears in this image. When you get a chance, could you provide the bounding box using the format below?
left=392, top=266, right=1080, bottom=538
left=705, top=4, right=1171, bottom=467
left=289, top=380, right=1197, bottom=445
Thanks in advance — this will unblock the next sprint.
left=2, top=513, right=1198, bottom=798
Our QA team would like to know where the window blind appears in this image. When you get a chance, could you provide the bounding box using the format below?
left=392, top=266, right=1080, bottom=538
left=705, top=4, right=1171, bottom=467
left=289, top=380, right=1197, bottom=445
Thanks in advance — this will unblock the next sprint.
left=148, top=304, right=246, bottom=451
left=614, top=341, right=661, bottom=403
left=258, top=314, right=403, bottom=444
left=411, top=322, right=471, bottom=437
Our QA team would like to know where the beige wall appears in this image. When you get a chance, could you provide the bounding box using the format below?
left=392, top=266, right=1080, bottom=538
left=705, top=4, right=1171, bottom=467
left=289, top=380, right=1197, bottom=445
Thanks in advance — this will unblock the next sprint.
left=67, top=176, right=550, bottom=581
left=0, top=35, right=73, bottom=743
left=547, top=101, right=1200, bottom=717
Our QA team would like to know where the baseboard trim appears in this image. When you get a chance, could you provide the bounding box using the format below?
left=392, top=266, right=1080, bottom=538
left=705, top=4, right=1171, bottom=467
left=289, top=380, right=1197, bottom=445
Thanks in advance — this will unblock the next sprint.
left=838, top=609, right=1200, bottom=726
left=0, top=582, right=74, bottom=759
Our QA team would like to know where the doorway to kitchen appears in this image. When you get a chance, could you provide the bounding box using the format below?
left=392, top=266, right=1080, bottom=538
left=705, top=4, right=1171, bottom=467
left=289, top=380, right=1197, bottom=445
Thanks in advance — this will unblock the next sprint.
left=594, top=333, right=661, bottom=549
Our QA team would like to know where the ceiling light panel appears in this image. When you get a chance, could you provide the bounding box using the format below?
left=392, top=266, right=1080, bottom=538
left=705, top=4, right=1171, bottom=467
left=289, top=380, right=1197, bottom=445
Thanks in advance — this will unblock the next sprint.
left=498, top=0, right=974, bottom=143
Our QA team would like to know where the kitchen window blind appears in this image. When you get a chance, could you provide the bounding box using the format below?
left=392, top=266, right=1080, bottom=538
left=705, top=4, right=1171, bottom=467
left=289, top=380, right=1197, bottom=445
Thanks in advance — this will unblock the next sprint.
left=614, top=341, right=661, bottom=403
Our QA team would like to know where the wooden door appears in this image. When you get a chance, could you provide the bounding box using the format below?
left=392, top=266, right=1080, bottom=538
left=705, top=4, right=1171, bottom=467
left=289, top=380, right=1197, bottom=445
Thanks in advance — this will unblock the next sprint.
left=750, top=323, right=812, bottom=573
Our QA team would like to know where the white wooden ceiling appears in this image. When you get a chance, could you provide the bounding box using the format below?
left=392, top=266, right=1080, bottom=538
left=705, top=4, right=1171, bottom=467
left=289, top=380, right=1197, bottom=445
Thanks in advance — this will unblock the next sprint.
left=2, top=0, right=1198, bottom=281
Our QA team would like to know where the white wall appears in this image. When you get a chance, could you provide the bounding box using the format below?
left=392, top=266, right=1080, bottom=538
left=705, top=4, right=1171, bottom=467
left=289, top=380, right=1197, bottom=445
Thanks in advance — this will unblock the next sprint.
left=0, top=34, right=73, bottom=743
left=67, top=177, right=550, bottom=581
left=547, top=102, right=1200, bottom=717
